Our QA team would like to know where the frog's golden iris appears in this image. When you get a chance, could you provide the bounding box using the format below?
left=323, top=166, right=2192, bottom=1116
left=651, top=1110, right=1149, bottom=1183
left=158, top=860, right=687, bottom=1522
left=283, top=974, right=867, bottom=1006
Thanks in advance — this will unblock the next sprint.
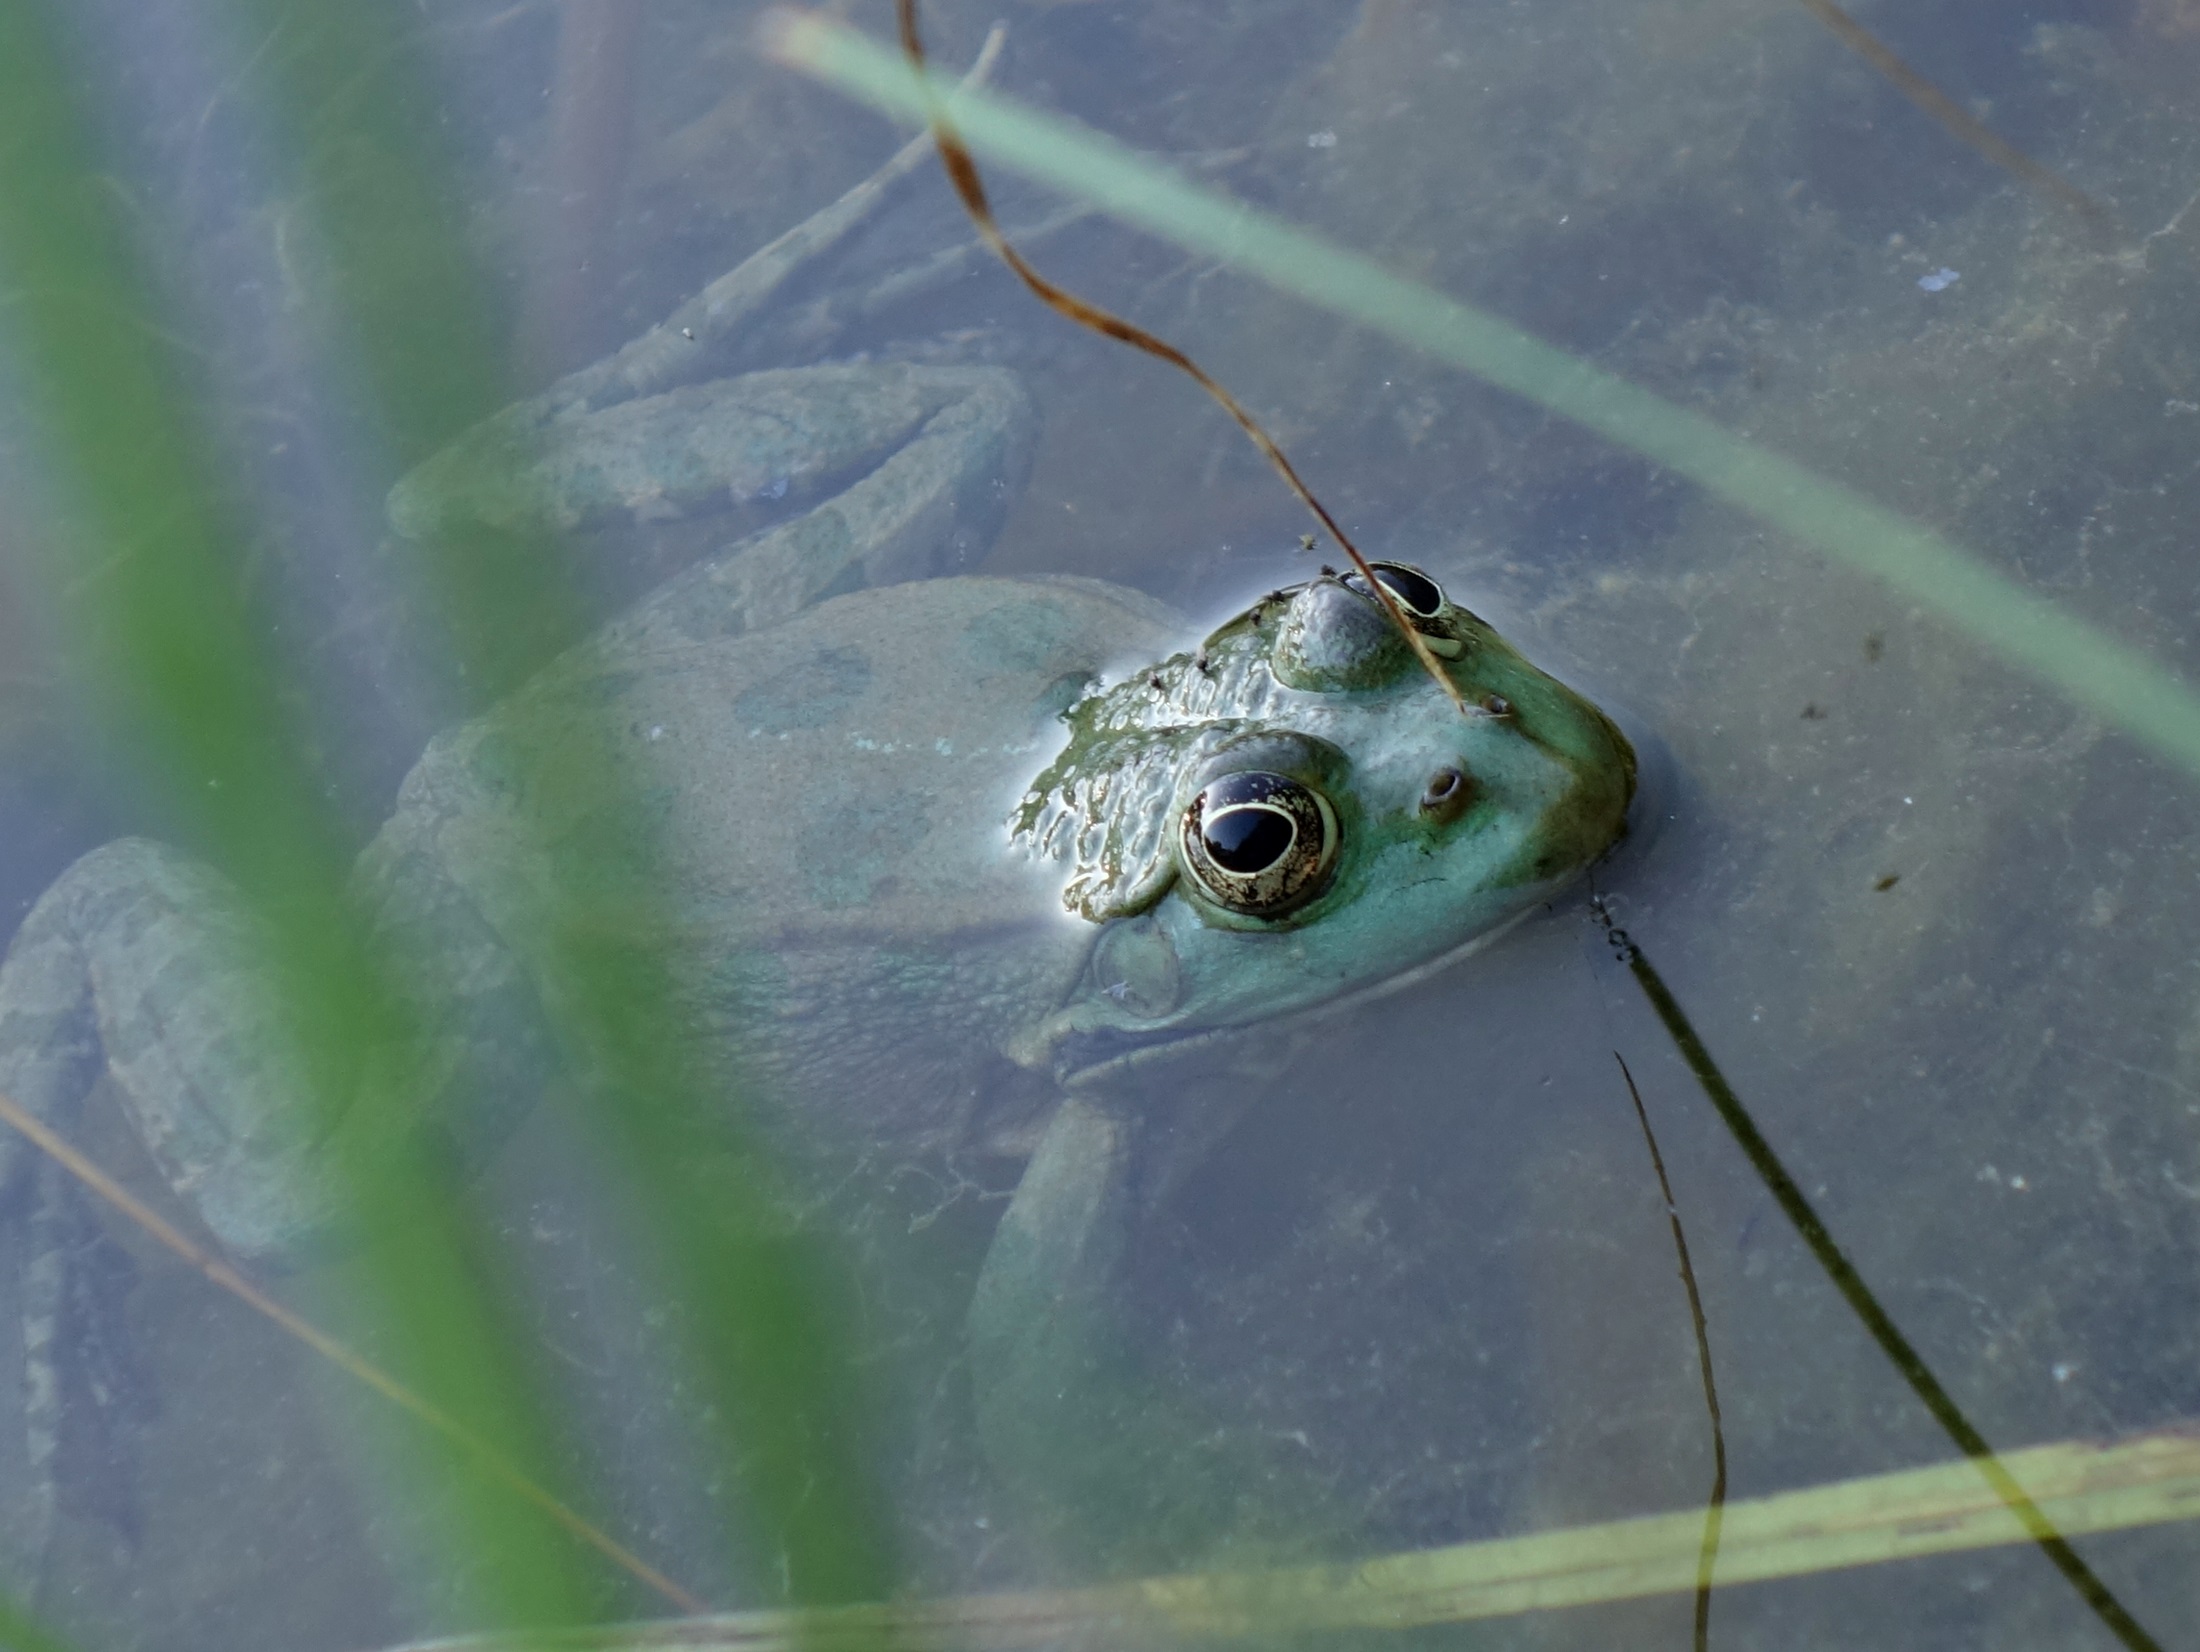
left=1179, top=769, right=1339, bottom=918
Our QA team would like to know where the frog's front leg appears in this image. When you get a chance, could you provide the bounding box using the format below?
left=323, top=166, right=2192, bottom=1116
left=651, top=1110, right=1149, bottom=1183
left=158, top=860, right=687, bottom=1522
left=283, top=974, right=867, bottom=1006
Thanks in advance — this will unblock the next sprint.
left=967, top=1098, right=1141, bottom=1545
left=968, top=1096, right=1263, bottom=1570
left=394, top=361, right=1035, bottom=654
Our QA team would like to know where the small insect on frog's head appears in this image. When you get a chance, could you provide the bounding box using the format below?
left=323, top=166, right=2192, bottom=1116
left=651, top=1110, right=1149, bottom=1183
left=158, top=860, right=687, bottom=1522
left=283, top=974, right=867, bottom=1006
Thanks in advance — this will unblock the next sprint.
left=1012, top=561, right=1635, bottom=1079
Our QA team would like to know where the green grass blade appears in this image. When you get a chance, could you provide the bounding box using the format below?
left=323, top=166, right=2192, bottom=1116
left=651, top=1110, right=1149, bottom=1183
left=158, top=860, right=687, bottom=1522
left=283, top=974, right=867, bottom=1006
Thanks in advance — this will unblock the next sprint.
left=0, top=0, right=608, bottom=1625
left=767, top=12, right=2200, bottom=784
left=2, top=0, right=899, bottom=1624
left=214, top=0, right=902, bottom=1591
left=0, top=1587, right=80, bottom=1652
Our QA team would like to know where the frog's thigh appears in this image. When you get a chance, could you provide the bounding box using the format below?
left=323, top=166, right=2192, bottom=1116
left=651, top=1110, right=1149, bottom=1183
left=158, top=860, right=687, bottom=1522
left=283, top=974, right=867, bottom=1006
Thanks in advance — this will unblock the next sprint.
left=0, top=839, right=322, bottom=1260
left=602, top=365, right=1035, bottom=652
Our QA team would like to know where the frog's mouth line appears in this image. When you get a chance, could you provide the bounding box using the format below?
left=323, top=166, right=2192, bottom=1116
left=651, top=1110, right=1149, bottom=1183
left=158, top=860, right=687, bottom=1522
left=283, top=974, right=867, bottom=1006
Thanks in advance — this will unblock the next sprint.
left=1057, top=897, right=1553, bottom=1090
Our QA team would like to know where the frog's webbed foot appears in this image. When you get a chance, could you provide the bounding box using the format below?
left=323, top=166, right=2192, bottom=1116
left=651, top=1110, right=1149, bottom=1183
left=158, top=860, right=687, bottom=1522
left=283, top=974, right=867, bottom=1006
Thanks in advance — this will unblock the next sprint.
left=968, top=1097, right=1271, bottom=1573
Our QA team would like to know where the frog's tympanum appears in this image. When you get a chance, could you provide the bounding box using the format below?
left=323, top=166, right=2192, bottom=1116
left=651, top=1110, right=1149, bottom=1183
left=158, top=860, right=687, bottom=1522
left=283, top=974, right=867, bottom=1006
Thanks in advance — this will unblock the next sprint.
left=0, top=354, right=1632, bottom=1552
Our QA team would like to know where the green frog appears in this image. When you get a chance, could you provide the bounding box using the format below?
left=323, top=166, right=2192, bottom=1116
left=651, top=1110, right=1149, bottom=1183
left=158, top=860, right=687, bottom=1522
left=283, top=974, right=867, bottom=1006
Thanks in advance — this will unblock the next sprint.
left=0, top=348, right=1634, bottom=1559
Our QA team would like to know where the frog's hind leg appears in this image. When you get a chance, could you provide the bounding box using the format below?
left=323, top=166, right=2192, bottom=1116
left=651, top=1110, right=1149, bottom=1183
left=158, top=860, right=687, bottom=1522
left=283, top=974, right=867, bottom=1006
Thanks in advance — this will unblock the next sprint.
left=0, top=839, right=302, bottom=1591
left=0, top=833, right=556, bottom=1590
left=0, top=840, right=335, bottom=1264
left=3, top=832, right=554, bottom=1265
left=594, top=363, right=1036, bottom=655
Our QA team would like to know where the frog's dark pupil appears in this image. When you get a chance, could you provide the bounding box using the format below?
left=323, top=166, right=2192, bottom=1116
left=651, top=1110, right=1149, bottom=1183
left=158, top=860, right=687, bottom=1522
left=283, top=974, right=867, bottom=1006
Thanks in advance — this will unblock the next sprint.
left=1204, top=805, right=1294, bottom=873
left=1373, top=563, right=1443, bottom=618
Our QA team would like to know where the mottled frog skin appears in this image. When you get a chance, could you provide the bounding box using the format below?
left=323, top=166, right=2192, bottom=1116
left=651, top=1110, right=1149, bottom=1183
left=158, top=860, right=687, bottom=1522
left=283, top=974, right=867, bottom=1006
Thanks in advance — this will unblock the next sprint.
left=0, top=349, right=1634, bottom=1558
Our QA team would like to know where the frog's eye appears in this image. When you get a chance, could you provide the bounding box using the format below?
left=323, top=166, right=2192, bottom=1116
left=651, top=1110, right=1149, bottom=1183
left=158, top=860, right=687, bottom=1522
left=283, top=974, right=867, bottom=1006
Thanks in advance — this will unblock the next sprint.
left=1343, top=561, right=1445, bottom=620
left=1340, top=562, right=1467, bottom=657
left=1179, top=771, right=1338, bottom=918
left=1364, top=561, right=1445, bottom=620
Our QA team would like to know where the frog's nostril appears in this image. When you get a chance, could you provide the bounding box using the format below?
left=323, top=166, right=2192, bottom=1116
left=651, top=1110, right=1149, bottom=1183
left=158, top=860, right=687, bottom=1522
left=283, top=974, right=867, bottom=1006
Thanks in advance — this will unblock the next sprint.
left=1420, top=765, right=1473, bottom=824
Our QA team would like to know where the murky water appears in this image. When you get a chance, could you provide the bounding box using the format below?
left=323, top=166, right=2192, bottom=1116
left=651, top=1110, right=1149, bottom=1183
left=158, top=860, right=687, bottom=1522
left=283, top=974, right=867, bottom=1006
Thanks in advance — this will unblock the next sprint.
left=3, top=1, right=2199, bottom=1648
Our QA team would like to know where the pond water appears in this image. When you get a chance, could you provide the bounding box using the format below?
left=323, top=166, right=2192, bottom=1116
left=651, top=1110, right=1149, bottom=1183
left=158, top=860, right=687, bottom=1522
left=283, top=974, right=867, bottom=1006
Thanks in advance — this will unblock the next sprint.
left=2, top=1, right=2198, bottom=1648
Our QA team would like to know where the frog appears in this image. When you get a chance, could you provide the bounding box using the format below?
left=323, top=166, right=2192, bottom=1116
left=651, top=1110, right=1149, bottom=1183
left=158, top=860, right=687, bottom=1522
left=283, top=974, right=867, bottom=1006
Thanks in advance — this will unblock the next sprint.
left=0, top=323, right=1634, bottom=1580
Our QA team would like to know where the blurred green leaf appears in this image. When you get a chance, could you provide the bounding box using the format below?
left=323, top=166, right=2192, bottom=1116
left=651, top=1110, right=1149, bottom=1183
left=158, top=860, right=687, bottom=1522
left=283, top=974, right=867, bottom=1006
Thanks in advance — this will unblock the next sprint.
left=0, top=1587, right=77, bottom=1652
left=1, top=0, right=896, bottom=1631
left=0, top=0, right=607, bottom=1626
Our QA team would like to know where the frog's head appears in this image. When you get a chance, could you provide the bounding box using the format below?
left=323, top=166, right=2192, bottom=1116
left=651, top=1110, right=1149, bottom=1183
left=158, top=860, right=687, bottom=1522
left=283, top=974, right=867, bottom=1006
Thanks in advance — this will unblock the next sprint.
left=1009, top=562, right=1634, bottom=1080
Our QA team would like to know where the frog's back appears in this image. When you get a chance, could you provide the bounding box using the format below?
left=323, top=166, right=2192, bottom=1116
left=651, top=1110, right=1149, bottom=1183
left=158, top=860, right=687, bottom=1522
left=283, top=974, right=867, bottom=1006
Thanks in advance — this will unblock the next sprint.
left=612, top=575, right=1180, bottom=939
left=361, top=576, right=1181, bottom=1137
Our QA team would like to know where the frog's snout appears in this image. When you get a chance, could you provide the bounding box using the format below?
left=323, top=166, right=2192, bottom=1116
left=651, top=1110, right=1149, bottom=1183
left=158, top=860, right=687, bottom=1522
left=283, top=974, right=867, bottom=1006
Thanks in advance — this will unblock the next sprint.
left=1596, top=703, right=1678, bottom=876
left=1518, top=689, right=1638, bottom=879
left=1605, top=707, right=1641, bottom=817
left=1587, top=704, right=1640, bottom=844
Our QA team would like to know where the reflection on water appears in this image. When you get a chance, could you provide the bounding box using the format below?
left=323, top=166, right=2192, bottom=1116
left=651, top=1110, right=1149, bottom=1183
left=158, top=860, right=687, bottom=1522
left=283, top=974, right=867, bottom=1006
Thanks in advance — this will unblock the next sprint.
left=3, top=0, right=2200, bottom=1647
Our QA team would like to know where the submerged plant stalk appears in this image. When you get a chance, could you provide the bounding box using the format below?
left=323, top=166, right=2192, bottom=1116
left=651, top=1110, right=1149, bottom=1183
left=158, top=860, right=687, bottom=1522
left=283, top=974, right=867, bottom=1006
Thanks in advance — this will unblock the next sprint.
left=891, top=0, right=1474, bottom=717
left=1615, top=1054, right=1724, bottom=1652
left=1793, top=0, right=2121, bottom=239
left=1591, top=905, right=2164, bottom=1652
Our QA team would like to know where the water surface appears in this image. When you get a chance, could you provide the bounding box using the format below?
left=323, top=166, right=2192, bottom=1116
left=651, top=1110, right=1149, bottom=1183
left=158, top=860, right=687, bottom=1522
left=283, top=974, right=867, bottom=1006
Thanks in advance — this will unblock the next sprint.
left=3, top=1, right=2198, bottom=1647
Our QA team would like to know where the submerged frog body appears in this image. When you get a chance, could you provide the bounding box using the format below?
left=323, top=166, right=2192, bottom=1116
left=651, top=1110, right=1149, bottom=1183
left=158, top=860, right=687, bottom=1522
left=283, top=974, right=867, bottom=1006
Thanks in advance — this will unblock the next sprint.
left=0, top=346, right=1632, bottom=1563
left=351, top=556, right=1633, bottom=1194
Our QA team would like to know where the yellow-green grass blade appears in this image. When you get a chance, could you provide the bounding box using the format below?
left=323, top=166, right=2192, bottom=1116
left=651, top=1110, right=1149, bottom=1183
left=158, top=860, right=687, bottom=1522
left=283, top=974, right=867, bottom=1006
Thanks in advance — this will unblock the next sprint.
left=385, top=1421, right=2200, bottom=1649
left=1147, top=1423, right=2200, bottom=1634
